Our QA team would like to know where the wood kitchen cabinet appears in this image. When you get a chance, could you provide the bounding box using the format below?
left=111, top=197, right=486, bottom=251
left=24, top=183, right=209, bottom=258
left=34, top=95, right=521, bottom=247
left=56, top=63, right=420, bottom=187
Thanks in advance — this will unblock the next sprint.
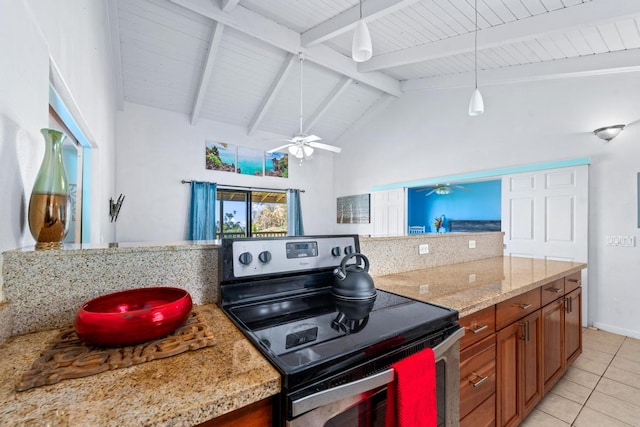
left=565, top=287, right=582, bottom=365
left=196, top=397, right=273, bottom=427
left=460, top=270, right=584, bottom=427
left=496, top=310, right=542, bottom=427
left=542, top=298, right=565, bottom=393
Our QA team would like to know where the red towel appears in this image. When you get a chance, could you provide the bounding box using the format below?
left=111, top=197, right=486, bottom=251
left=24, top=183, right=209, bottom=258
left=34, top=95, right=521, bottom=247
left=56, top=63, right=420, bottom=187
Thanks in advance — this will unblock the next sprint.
left=385, top=348, right=437, bottom=427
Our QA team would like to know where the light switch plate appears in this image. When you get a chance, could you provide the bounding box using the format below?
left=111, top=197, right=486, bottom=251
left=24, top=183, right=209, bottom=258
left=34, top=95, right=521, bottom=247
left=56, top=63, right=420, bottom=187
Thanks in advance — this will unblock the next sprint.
left=419, top=244, right=429, bottom=254
left=469, top=240, right=476, bottom=249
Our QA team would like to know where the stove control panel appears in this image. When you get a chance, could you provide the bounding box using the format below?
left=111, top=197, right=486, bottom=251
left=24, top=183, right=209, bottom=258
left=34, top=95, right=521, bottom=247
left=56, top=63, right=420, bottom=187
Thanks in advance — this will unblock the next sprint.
left=227, top=235, right=359, bottom=278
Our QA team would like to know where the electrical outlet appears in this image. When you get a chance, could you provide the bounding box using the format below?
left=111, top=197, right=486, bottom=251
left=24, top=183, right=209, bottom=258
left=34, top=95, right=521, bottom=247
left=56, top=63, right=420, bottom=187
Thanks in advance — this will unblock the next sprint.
left=468, top=274, right=476, bottom=283
left=419, top=284, right=430, bottom=294
left=606, top=235, right=636, bottom=247
left=469, top=240, right=476, bottom=249
left=419, top=244, right=429, bottom=254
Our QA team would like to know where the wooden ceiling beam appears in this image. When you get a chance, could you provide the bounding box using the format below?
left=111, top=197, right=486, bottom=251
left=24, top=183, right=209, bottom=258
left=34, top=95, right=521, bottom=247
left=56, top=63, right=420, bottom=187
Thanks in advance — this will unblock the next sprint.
left=220, top=0, right=239, bottom=12
left=191, top=21, right=225, bottom=125
left=401, top=49, right=640, bottom=91
left=170, top=0, right=402, bottom=97
left=248, top=53, right=296, bottom=136
left=360, top=0, right=640, bottom=73
left=303, top=77, right=353, bottom=134
left=301, top=0, right=421, bottom=47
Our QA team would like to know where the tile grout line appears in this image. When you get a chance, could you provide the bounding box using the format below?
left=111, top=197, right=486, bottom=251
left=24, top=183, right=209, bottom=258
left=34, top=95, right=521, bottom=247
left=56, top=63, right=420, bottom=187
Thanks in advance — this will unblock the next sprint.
left=570, top=334, right=632, bottom=426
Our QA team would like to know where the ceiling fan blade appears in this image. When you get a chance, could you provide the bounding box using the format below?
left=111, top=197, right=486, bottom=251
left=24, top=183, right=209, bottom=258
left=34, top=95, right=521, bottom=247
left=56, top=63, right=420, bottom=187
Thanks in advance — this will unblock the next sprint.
left=267, top=143, right=295, bottom=153
left=425, top=189, right=436, bottom=196
left=302, top=134, right=322, bottom=143
left=307, top=141, right=342, bottom=153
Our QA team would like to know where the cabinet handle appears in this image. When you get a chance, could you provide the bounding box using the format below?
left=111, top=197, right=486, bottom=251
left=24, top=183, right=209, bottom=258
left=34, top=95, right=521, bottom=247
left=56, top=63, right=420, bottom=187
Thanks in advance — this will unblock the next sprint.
left=567, top=278, right=580, bottom=283
left=469, top=324, right=489, bottom=334
left=516, top=303, right=532, bottom=310
left=519, top=321, right=530, bottom=341
left=565, top=296, right=573, bottom=313
left=546, top=287, right=563, bottom=294
left=469, top=373, right=489, bottom=388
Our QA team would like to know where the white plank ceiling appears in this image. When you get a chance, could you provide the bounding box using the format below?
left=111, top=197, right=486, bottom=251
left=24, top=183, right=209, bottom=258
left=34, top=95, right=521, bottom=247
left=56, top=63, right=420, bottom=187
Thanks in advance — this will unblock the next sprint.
left=110, top=0, right=640, bottom=146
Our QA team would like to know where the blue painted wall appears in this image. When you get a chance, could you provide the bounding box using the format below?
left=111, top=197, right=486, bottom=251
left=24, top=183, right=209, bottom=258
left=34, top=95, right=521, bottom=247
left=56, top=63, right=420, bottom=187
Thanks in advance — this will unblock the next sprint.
left=408, top=180, right=501, bottom=232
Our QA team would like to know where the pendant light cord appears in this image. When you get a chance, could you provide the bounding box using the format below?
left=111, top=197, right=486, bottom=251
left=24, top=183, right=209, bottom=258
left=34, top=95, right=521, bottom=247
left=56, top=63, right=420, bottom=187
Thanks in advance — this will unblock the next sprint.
left=474, top=0, right=478, bottom=89
left=360, top=0, right=363, bottom=20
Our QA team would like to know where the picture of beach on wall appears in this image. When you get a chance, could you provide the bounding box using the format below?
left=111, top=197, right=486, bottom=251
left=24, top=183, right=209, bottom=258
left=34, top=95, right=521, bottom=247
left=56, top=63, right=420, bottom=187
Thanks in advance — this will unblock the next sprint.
left=205, top=141, right=236, bottom=172
left=265, top=152, right=289, bottom=178
left=237, top=146, right=264, bottom=176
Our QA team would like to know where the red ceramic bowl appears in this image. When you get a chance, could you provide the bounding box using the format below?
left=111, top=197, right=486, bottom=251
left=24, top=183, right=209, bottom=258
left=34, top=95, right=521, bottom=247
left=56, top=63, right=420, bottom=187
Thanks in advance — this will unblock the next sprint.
left=74, top=287, right=192, bottom=347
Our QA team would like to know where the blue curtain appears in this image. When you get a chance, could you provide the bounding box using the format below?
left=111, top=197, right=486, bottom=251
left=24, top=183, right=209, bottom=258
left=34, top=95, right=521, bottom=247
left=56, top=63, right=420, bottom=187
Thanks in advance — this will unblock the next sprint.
left=287, top=189, right=304, bottom=236
left=188, top=181, right=217, bottom=240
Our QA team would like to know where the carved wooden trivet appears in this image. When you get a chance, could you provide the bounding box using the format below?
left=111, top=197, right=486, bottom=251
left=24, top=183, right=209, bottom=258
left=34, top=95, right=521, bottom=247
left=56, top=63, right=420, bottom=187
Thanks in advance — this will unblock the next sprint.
left=16, top=309, right=216, bottom=392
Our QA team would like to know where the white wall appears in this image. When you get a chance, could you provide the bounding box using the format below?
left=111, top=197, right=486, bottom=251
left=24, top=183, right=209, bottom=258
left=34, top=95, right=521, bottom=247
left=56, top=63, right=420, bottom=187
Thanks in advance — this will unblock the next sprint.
left=334, top=73, right=640, bottom=338
left=114, top=102, right=336, bottom=242
left=0, top=0, right=116, bottom=299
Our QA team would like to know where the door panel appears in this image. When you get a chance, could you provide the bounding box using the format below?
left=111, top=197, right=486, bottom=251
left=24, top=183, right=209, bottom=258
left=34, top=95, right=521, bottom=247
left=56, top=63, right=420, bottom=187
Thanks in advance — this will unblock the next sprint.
left=502, top=165, right=588, bottom=325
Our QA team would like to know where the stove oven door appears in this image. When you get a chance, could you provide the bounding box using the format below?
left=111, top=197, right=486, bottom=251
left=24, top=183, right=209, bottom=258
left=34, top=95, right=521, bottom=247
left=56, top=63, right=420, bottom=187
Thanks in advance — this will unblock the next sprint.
left=288, top=328, right=463, bottom=427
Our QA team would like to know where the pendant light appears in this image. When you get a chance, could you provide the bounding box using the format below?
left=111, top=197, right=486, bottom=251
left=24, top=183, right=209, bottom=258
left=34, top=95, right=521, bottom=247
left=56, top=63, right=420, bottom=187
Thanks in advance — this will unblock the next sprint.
left=352, top=0, right=372, bottom=62
left=468, top=0, right=484, bottom=116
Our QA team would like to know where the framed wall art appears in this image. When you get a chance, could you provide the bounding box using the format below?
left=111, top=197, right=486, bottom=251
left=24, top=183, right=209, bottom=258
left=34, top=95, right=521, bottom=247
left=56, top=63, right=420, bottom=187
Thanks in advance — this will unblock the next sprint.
left=337, top=194, right=370, bottom=224
left=205, top=141, right=236, bottom=172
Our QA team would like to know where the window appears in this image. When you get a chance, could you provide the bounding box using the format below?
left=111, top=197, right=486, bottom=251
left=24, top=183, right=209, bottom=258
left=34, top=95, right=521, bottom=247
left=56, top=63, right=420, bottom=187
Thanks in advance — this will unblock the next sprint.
left=216, top=190, right=287, bottom=238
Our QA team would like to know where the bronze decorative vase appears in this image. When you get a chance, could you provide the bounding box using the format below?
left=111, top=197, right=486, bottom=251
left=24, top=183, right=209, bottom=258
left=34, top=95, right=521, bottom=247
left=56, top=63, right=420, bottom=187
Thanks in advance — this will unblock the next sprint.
left=28, top=128, right=71, bottom=249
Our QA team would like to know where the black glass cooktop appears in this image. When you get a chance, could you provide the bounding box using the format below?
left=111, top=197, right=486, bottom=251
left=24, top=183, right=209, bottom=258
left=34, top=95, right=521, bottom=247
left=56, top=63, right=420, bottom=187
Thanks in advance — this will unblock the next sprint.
left=225, top=288, right=458, bottom=388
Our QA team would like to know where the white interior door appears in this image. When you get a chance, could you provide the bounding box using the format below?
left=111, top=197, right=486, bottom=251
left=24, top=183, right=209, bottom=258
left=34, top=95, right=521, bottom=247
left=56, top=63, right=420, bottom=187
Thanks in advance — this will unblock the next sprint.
left=371, top=188, right=406, bottom=237
left=502, top=165, right=589, bottom=325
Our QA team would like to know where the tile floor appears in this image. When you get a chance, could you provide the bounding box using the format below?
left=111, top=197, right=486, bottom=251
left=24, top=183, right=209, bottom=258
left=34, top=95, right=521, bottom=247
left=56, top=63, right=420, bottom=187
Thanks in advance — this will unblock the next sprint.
left=521, top=328, right=640, bottom=427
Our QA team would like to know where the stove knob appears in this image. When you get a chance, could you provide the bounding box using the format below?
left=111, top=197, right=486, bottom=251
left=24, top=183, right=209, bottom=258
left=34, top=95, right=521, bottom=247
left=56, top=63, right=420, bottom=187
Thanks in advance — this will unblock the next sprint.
left=344, top=245, right=354, bottom=255
left=258, top=251, right=272, bottom=263
left=331, top=246, right=341, bottom=257
left=238, top=252, right=253, bottom=265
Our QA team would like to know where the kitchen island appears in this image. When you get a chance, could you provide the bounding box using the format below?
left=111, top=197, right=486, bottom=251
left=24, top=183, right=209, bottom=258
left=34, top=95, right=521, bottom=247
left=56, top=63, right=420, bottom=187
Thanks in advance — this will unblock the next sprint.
left=375, top=256, right=587, bottom=427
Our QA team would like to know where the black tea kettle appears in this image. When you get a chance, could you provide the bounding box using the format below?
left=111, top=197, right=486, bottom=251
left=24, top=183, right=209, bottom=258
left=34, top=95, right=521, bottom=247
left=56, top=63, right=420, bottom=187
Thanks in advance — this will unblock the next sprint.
left=332, top=253, right=377, bottom=300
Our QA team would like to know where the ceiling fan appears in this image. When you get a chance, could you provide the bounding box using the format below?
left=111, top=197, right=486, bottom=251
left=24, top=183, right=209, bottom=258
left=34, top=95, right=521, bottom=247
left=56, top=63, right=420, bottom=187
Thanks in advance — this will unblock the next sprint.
left=417, top=184, right=469, bottom=196
left=267, top=53, right=342, bottom=162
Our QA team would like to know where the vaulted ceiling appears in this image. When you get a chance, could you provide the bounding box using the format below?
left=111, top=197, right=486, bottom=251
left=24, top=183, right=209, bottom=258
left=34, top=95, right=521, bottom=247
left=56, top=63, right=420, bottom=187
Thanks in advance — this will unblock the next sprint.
left=108, top=0, right=640, bottom=147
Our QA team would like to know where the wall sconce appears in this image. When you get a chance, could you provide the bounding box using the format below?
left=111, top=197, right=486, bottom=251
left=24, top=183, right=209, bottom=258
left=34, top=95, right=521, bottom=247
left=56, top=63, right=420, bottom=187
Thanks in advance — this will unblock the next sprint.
left=594, top=124, right=625, bottom=141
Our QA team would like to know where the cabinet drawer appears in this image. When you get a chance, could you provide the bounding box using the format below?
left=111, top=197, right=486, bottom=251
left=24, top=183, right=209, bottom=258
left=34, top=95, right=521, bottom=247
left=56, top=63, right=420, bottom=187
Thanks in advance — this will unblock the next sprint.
left=541, top=278, right=564, bottom=306
left=460, top=335, right=496, bottom=419
left=496, top=288, right=541, bottom=330
left=460, top=306, right=496, bottom=350
left=460, top=393, right=495, bottom=427
left=565, top=271, right=582, bottom=293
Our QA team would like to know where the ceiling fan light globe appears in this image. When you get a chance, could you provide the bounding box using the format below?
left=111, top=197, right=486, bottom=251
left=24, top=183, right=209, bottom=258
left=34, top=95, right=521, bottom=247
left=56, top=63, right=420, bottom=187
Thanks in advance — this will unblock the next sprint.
left=468, top=88, right=484, bottom=116
left=352, top=19, right=372, bottom=62
left=303, top=146, right=314, bottom=157
left=288, top=145, right=299, bottom=155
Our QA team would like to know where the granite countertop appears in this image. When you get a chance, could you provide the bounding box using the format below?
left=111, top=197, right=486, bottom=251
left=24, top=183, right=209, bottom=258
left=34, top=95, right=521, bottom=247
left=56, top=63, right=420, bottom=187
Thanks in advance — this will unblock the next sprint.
left=0, top=305, right=280, bottom=427
left=374, top=256, right=586, bottom=317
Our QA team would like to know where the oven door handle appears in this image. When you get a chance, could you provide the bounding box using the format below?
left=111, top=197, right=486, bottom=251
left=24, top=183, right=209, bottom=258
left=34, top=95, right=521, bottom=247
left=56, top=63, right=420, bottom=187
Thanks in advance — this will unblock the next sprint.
left=290, top=326, right=464, bottom=417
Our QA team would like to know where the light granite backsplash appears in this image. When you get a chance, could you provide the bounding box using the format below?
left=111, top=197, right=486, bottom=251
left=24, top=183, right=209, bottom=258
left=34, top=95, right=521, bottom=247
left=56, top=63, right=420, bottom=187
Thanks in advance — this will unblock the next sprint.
left=0, top=232, right=503, bottom=341
left=2, top=241, right=219, bottom=337
left=361, top=232, right=504, bottom=277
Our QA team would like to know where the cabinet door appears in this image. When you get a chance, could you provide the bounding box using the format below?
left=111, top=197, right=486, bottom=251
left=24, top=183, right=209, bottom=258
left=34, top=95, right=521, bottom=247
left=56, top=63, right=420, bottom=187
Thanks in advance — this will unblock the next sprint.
left=565, top=287, right=582, bottom=365
left=542, top=299, right=565, bottom=393
left=496, top=322, right=521, bottom=427
left=520, top=310, right=543, bottom=418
